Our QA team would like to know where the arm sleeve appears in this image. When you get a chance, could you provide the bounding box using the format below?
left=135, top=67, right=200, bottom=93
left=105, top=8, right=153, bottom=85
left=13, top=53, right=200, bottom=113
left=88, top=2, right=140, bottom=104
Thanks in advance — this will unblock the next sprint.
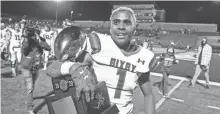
left=46, top=61, right=75, bottom=78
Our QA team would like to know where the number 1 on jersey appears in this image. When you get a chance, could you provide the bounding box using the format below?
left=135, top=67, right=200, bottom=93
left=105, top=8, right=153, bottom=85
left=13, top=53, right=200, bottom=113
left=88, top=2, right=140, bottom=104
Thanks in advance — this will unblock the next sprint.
left=114, top=69, right=127, bottom=99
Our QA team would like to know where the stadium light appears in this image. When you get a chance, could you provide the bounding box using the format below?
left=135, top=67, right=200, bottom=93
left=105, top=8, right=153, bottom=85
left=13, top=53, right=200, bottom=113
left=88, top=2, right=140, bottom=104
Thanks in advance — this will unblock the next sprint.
left=9, top=18, right=12, bottom=24
left=56, top=0, right=62, bottom=2
left=71, top=11, right=74, bottom=20
left=55, top=0, right=62, bottom=27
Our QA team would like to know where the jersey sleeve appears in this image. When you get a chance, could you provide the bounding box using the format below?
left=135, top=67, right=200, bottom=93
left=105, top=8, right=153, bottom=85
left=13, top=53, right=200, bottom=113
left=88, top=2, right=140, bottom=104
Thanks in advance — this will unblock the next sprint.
left=136, top=48, right=155, bottom=73
left=84, top=32, right=104, bottom=55
left=85, top=37, right=93, bottom=54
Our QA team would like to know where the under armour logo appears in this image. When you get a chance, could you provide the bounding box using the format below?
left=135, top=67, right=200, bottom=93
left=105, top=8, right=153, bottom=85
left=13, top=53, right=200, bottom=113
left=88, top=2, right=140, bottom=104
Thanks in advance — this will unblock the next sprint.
left=137, top=58, right=145, bottom=65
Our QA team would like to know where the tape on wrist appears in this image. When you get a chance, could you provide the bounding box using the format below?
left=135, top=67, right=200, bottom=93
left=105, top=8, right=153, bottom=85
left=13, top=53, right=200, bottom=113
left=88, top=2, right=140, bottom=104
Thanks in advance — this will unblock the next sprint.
left=60, top=61, right=75, bottom=75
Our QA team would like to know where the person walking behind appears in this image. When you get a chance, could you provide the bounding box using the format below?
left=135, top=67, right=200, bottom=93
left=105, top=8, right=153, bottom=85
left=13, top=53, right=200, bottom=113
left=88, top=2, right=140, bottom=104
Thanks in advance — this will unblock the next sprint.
left=188, top=37, right=212, bottom=89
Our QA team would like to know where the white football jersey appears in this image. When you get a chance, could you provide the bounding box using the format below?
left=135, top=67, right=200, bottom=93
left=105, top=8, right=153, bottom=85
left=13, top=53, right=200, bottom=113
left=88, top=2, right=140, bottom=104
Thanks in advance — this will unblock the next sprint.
left=10, top=29, right=23, bottom=47
left=86, top=32, right=154, bottom=114
left=1, top=28, right=7, bottom=48
left=1, top=28, right=7, bottom=42
left=1, top=28, right=7, bottom=39
left=40, top=30, right=54, bottom=46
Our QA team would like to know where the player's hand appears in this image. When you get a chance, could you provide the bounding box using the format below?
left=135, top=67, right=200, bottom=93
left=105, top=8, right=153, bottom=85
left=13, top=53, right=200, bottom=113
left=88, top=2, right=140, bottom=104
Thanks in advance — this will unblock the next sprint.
left=173, top=59, right=179, bottom=64
left=200, top=65, right=207, bottom=71
left=193, top=54, right=197, bottom=58
left=69, top=63, right=97, bottom=102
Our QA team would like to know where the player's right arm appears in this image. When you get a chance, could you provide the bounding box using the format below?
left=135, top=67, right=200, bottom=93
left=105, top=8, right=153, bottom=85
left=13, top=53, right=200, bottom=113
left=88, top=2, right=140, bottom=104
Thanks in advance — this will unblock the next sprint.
left=46, top=51, right=93, bottom=78
left=46, top=60, right=75, bottom=78
left=46, top=31, right=101, bottom=77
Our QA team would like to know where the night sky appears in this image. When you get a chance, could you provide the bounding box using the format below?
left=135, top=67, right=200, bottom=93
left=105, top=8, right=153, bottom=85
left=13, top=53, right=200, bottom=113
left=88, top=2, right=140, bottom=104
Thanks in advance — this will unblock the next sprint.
left=2, top=1, right=220, bottom=28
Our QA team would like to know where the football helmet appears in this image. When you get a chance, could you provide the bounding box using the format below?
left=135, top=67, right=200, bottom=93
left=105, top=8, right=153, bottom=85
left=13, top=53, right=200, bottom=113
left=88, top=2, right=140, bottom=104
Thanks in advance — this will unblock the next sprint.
left=54, top=26, right=86, bottom=61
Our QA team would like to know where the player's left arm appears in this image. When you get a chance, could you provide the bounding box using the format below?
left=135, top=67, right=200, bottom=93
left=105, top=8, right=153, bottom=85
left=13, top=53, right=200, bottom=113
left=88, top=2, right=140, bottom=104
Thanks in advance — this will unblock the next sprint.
left=138, top=72, right=155, bottom=114
left=138, top=53, right=156, bottom=114
left=149, top=55, right=160, bottom=72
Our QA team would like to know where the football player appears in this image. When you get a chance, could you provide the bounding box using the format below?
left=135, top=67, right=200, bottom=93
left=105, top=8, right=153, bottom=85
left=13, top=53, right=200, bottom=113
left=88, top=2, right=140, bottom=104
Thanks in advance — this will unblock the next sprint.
left=157, top=52, right=178, bottom=98
left=1, top=23, right=7, bottom=52
left=51, top=29, right=59, bottom=56
left=1, top=23, right=10, bottom=62
left=62, top=19, right=72, bottom=29
left=40, top=24, right=55, bottom=70
left=9, top=22, right=23, bottom=76
left=47, top=7, right=157, bottom=114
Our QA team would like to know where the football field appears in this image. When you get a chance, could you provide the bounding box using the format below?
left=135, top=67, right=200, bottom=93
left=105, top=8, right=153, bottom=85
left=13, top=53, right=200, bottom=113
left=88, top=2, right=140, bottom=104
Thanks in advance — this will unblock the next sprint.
left=133, top=73, right=220, bottom=114
left=1, top=48, right=220, bottom=114
left=2, top=66, right=220, bottom=114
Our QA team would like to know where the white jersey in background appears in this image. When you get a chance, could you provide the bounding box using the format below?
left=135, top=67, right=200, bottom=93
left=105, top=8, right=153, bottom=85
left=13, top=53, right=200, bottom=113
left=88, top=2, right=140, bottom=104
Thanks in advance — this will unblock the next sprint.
left=1, top=28, right=8, bottom=50
left=40, top=30, right=54, bottom=47
left=40, top=29, right=55, bottom=70
left=9, top=29, right=23, bottom=63
left=9, top=29, right=23, bottom=50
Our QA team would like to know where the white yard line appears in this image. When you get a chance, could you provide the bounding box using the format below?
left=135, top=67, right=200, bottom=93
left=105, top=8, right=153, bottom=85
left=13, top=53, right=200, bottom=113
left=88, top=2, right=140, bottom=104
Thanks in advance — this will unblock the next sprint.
left=151, top=72, right=220, bottom=87
left=207, top=105, right=220, bottom=110
left=171, top=98, right=184, bottom=102
left=156, top=79, right=185, bottom=109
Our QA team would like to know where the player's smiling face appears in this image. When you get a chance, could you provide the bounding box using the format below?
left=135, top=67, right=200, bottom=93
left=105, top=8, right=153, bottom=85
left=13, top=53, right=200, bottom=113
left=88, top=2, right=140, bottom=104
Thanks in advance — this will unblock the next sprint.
left=110, top=10, right=135, bottom=49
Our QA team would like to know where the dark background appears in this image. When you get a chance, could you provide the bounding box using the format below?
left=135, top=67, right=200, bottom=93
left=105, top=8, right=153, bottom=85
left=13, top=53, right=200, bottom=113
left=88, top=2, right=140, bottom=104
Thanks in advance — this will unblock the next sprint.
left=2, top=1, right=220, bottom=29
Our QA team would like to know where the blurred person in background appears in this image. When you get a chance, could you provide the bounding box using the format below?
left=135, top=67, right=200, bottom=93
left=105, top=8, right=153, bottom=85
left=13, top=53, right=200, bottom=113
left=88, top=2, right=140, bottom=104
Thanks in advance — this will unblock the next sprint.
left=63, top=19, right=72, bottom=29
left=1, top=22, right=7, bottom=52
left=21, top=15, right=28, bottom=24
left=148, top=39, right=153, bottom=51
left=157, top=50, right=178, bottom=98
left=1, top=22, right=10, bottom=62
left=40, top=24, right=55, bottom=70
left=167, top=41, right=175, bottom=55
left=188, top=37, right=212, bottom=89
left=143, top=39, right=149, bottom=49
left=20, top=27, right=51, bottom=114
left=8, top=22, right=23, bottom=76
